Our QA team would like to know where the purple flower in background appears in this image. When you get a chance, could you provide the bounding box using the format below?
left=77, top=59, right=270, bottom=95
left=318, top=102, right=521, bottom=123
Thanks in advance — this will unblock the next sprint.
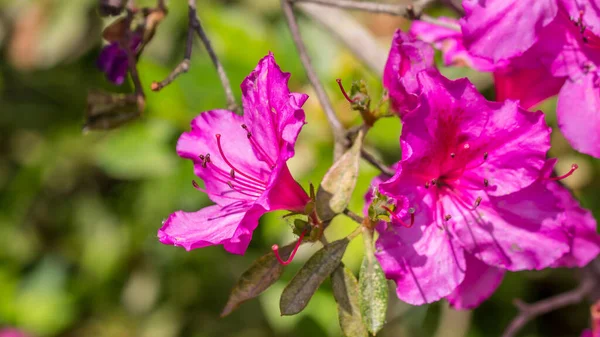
left=459, top=0, right=600, bottom=157
left=97, top=34, right=142, bottom=85
left=158, top=53, right=310, bottom=255
left=0, top=328, right=31, bottom=337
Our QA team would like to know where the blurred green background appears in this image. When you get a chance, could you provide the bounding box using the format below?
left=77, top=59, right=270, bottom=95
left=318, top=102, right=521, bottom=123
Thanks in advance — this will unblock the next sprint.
left=1, top=0, right=599, bottom=336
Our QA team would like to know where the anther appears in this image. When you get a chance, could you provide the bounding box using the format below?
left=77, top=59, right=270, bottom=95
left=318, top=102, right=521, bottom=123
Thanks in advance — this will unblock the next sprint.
left=227, top=181, right=234, bottom=189
left=425, top=181, right=430, bottom=189
left=444, top=214, right=452, bottom=221
left=450, top=152, right=456, bottom=158
left=546, top=164, right=579, bottom=181
left=483, top=152, right=488, bottom=161
left=336, top=78, right=358, bottom=104
left=473, top=196, right=482, bottom=209
left=230, top=169, right=235, bottom=179
left=192, top=180, right=200, bottom=189
left=483, top=178, right=489, bottom=187
left=272, top=229, right=308, bottom=265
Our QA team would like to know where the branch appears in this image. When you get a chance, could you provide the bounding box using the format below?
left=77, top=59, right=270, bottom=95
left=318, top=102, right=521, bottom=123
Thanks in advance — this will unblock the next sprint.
left=297, top=3, right=387, bottom=76
left=290, top=0, right=435, bottom=18
left=281, top=0, right=347, bottom=159
left=361, top=148, right=394, bottom=177
left=343, top=208, right=364, bottom=224
left=151, top=5, right=195, bottom=91
left=502, top=275, right=596, bottom=337
left=152, top=0, right=239, bottom=113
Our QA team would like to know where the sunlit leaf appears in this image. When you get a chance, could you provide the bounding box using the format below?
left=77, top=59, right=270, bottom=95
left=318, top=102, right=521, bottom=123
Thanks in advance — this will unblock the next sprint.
left=316, top=130, right=364, bottom=221
left=280, top=238, right=349, bottom=315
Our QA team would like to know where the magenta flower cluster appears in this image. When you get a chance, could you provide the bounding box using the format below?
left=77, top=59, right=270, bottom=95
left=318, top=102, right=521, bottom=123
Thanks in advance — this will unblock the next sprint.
left=159, top=0, right=600, bottom=312
left=371, top=30, right=600, bottom=309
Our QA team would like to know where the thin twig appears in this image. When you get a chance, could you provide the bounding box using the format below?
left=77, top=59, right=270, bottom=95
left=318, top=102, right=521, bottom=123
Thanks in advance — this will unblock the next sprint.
left=153, top=0, right=238, bottom=113
left=502, top=275, right=596, bottom=337
left=361, top=148, right=395, bottom=177
left=190, top=0, right=238, bottom=112
left=290, top=0, right=434, bottom=18
left=151, top=6, right=195, bottom=91
left=343, top=208, right=364, bottom=224
left=281, top=0, right=347, bottom=159
left=419, top=14, right=461, bottom=31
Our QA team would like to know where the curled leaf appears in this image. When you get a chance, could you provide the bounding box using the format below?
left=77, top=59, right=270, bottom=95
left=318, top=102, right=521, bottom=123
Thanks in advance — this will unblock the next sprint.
left=331, top=265, right=369, bottom=337
left=84, top=91, right=143, bottom=131
left=316, top=130, right=364, bottom=221
left=221, top=243, right=295, bottom=317
left=280, top=238, right=349, bottom=315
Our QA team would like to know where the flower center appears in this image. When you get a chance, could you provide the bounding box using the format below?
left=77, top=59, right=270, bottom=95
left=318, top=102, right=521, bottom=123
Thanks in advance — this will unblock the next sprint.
left=193, top=124, right=277, bottom=200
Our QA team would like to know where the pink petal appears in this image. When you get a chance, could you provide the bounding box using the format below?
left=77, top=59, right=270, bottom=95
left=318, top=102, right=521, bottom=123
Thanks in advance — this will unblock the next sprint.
left=383, top=30, right=435, bottom=116
left=557, top=73, right=600, bottom=157
left=494, top=67, right=566, bottom=109
left=261, top=164, right=310, bottom=213
left=376, top=181, right=466, bottom=305
left=548, top=181, right=600, bottom=267
left=446, top=253, right=505, bottom=310
left=158, top=203, right=264, bottom=254
left=463, top=99, right=551, bottom=196
left=241, top=53, right=308, bottom=163
left=177, top=110, right=270, bottom=205
left=448, top=181, right=570, bottom=271
left=580, top=329, right=593, bottom=337
left=461, top=0, right=558, bottom=62
left=410, top=18, right=496, bottom=71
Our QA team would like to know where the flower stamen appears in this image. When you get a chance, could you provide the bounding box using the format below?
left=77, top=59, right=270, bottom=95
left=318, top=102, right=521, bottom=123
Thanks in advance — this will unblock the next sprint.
left=272, top=229, right=308, bottom=265
left=215, top=134, right=267, bottom=186
left=241, top=124, right=276, bottom=168
left=545, top=163, right=579, bottom=181
left=383, top=205, right=415, bottom=228
left=336, top=79, right=358, bottom=104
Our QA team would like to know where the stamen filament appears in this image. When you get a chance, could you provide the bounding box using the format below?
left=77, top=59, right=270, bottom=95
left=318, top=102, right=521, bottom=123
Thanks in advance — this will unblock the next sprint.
left=208, top=162, right=266, bottom=190
left=383, top=205, right=415, bottom=228
left=336, top=79, right=358, bottom=104
left=272, top=229, right=308, bottom=265
left=243, top=127, right=277, bottom=168
left=546, top=164, right=579, bottom=181
left=215, top=134, right=268, bottom=186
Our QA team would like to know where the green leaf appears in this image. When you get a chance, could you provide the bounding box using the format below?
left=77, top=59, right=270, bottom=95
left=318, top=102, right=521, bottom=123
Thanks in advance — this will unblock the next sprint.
left=316, top=130, right=364, bottom=221
left=359, top=228, right=388, bottom=335
left=221, top=244, right=295, bottom=317
left=280, top=238, right=349, bottom=315
left=331, top=265, right=369, bottom=337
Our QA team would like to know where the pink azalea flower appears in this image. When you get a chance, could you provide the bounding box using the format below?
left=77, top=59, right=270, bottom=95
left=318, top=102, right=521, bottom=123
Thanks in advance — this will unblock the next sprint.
left=368, top=31, right=599, bottom=308
left=158, top=53, right=310, bottom=254
left=459, top=0, right=600, bottom=157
